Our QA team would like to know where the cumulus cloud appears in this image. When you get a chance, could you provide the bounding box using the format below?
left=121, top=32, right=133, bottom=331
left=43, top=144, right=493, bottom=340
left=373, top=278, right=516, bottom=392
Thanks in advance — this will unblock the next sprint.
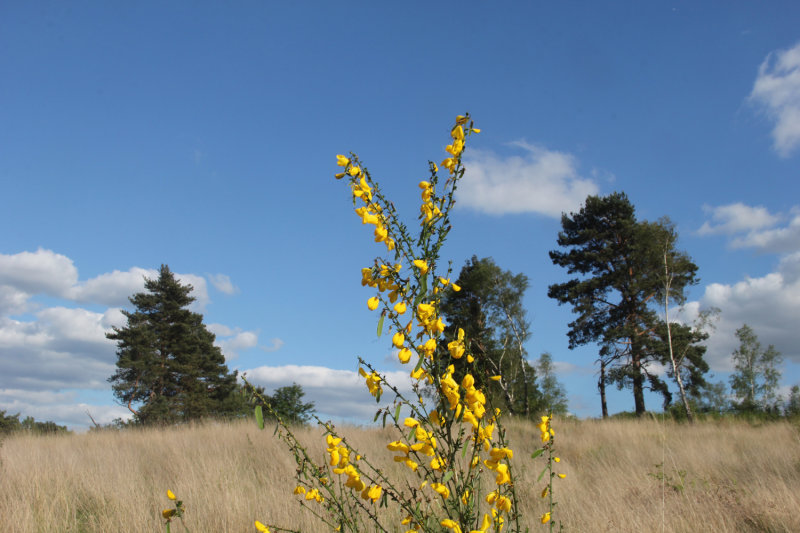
left=680, top=254, right=800, bottom=369
left=749, top=41, right=800, bottom=157
left=458, top=142, right=600, bottom=217
left=698, top=203, right=800, bottom=253
left=697, top=203, right=780, bottom=236
left=208, top=273, right=239, bottom=295
left=245, top=364, right=414, bottom=422
left=208, top=323, right=264, bottom=360
left=69, top=267, right=156, bottom=307
left=0, top=248, right=78, bottom=298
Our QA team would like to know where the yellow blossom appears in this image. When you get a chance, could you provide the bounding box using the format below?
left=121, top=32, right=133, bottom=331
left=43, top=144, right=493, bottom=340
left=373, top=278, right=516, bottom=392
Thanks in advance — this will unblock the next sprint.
left=490, top=375, right=502, bottom=381
left=367, top=296, right=380, bottom=310
left=554, top=457, right=561, bottom=463
left=162, top=509, right=176, bottom=520
left=167, top=490, right=176, bottom=501
left=255, top=520, right=271, bottom=532
left=412, top=259, right=429, bottom=274
left=451, top=283, right=462, bottom=292
left=541, top=512, right=551, bottom=524
left=293, top=486, right=306, bottom=495
left=336, top=155, right=350, bottom=167
left=392, top=332, right=405, bottom=348
left=394, top=301, right=407, bottom=314
left=558, top=473, right=566, bottom=479
left=348, top=165, right=361, bottom=177
left=541, top=487, right=548, bottom=498
left=398, top=347, right=412, bottom=364
left=440, top=519, right=462, bottom=533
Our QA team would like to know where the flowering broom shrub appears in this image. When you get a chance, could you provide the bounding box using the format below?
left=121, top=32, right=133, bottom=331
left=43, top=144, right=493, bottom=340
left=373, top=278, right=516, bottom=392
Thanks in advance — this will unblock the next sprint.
left=243, top=115, right=566, bottom=533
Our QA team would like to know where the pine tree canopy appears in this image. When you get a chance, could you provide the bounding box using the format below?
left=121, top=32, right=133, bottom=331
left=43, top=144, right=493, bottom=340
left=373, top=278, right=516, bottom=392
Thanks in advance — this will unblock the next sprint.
left=107, top=265, right=241, bottom=425
left=548, top=192, right=702, bottom=416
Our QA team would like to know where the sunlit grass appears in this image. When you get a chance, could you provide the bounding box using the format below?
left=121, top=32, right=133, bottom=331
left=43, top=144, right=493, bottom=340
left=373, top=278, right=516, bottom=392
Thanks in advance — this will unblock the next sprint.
left=1, top=418, right=798, bottom=532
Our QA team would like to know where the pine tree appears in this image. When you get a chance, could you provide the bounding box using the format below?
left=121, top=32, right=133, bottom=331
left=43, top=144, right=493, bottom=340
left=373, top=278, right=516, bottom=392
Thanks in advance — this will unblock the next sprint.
left=548, top=193, right=699, bottom=416
left=107, top=265, right=241, bottom=425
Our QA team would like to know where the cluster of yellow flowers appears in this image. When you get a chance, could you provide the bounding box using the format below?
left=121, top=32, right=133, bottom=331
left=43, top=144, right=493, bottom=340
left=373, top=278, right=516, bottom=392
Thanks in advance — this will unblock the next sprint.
left=324, top=433, right=383, bottom=504
left=336, top=154, right=396, bottom=252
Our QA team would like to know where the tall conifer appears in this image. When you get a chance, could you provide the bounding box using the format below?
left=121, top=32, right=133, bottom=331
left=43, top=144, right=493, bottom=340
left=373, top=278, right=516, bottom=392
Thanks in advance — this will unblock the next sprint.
left=107, top=265, right=240, bottom=424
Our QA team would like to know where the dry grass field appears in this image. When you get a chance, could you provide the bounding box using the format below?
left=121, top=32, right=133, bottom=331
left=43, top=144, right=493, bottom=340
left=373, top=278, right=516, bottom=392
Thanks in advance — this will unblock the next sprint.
left=1, top=417, right=799, bottom=532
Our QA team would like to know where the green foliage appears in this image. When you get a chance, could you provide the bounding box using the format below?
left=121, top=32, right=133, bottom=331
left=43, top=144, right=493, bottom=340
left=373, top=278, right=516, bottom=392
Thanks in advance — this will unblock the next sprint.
left=0, top=409, right=69, bottom=436
left=107, top=265, right=241, bottom=425
left=537, top=353, right=569, bottom=415
left=438, top=255, right=544, bottom=417
left=784, top=385, right=800, bottom=417
left=729, top=324, right=783, bottom=413
left=253, top=383, right=315, bottom=425
left=548, top=193, right=700, bottom=416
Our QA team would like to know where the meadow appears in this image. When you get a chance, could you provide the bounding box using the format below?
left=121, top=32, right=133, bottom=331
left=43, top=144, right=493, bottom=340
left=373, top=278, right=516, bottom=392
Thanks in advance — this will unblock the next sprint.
left=1, top=417, right=798, bottom=532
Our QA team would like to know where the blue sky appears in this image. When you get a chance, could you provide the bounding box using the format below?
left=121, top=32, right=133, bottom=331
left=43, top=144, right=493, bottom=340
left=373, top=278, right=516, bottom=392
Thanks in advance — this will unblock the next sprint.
left=2, top=2, right=799, bottom=429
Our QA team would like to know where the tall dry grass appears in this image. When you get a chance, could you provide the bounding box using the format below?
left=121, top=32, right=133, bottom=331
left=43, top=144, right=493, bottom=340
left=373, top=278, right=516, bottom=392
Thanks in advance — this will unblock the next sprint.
left=1, top=417, right=798, bottom=532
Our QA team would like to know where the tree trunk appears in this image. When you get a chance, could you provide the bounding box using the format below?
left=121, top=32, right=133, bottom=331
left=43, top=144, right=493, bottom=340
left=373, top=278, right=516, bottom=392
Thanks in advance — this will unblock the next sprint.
left=631, top=342, right=646, bottom=416
left=599, top=359, right=609, bottom=419
left=664, top=251, right=694, bottom=422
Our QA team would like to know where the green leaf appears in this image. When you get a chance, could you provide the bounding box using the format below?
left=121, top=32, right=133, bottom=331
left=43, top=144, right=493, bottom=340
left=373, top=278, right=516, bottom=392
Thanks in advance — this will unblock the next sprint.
left=531, top=448, right=545, bottom=460
left=254, top=405, right=264, bottom=430
left=373, top=410, right=381, bottom=423
left=394, top=403, right=402, bottom=422
left=377, top=314, right=385, bottom=338
left=537, top=466, right=548, bottom=483
left=382, top=411, right=388, bottom=428
left=461, top=444, right=469, bottom=459
left=442, top=470, right=453, bottom=484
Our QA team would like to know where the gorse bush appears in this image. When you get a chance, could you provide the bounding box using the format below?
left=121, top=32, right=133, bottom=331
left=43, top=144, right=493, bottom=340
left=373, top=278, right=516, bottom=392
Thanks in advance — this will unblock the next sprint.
left=164, top=115, right=566, bottom=532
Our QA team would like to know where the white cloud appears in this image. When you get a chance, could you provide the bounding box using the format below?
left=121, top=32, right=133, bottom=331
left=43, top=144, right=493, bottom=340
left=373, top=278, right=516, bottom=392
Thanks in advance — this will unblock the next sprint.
left=749, top=41, right=800, bottom=157
left=208, top=324, right=282, bottom=360
left=730, top=210, right=800, bottom=252
left=697, top=203, right=780, bottom=236
left=244, top=364, right=414, bottom=422
left=698, top=204, right=800, bottom=253
left=458, top=142, right=600, bottom=217
left=683, top=258, right=800, bottom=369
left=69, top=267, right=155, bottom=307
left=208, top=273, right=239, bottom=295
left=0, top=248, right=78, bottom=298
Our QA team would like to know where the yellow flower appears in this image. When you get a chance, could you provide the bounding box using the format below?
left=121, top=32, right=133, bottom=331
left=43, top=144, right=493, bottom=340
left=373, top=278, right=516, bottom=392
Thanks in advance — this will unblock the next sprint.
left=348, top=165, right=361, bottom=177
left=335, top=172, right=345, bottom=179
left=490, top=375, right=502, bottom=381
left=255, top=520, right=271, bottom=532
left=162, top=509, right=176, bottom=520
left=393, top=301, right=407, bottom=315
left=412, top=259, right=429, bottom=274
left=167, top=490, right=176, bottom=501
left=558, top=473, right=566, bottom=479
left=440, top=519, right=463, bottom=533
left=418, top=181, right=430, bottom=189
left=495, top=464, right=511, bottom=485
left=554, top=457, right=561, bottom=463
left=472, top=128, right=481, bottom=133
left=392, top=332, right=405, bottom=348
left=398, top=347, right=412, bottom=364
left=496, top=495, right=512, bottom=512
left=293, top=485, right=306, bottom=495
left=451, top=283, right=461, bottom=292
left=367, top=296, right=380, bottom=310
left=336, top=155, right=350, bottom=167
left=541, top=512, right=551, bottom=524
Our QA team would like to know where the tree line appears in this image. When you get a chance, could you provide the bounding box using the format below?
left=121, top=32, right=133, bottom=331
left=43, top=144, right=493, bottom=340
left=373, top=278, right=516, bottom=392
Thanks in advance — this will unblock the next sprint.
left=101, top=192, right=797, bottom=427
